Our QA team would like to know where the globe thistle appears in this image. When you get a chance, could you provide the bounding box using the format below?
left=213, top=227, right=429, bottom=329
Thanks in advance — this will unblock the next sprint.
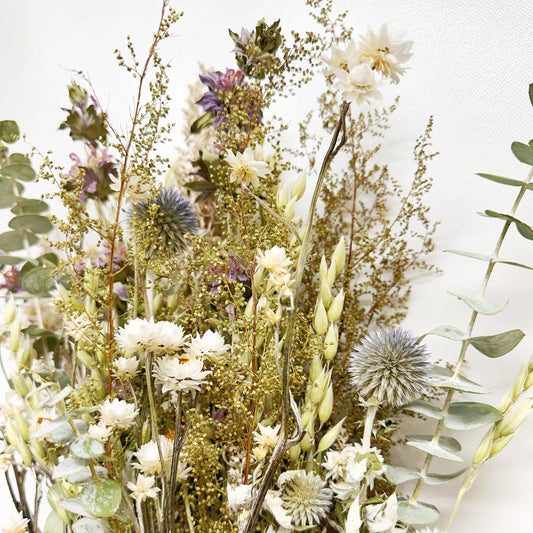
left=348, top=328, right=430, bottom=408
left=130, top=187, right=198, bottom=265
left=278, top=470, right=332, bottom=527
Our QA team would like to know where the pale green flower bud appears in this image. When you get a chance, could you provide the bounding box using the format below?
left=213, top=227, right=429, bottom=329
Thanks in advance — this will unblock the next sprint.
left=512, top=362, right=528, bottom=400
left=14, top=410, right=29, bottom=441
left=17, top=336, right=35, bottom=369
left=333, top=236, right=346, bottom=274
left=525, top=369, right=533, bottom=391
left=91, top=370, right=107, bottom=400
left=313, top=300, right=328, bottom=336
left=317, top=417, right=346, bottom=452
left=30, top=440, right=48, bottom=466
left=327, top=258, right=337, bottom=288
left=96, top=349, right=107, bottom=365
left=301, top=409, right=315, bottom=429
left=244, top=296, right=255, bottom=319
left=5, top=422, right=18, bottom=447
left=498, top=398, right=533, bottom=437
left=142, top=419, right=151, bottom=444
left=254, top=266, right=265, bottom=287
left=17, top=435, right=32, bottom=467
left=300, top=431, right=313, bottom=452
left=473, top=428, right=495, bottom=465
left=3, top=295, right=16, bottom=325
left=490, top=435, right=513, bottom=457
left=319, top=256, right=328, bottom=283
left=318, top=278, right=332, bottom=309
left=9, top=314, right=22, bottom=353
left=276, top=182, right=289, bottom=210
left=323, top=324, right=339, bottom=361
left=310, top=369, right=329, bottom=405
left=288, top=443, right=301, bottom=461
left=153, top=292, right=163, bottom=316
left=284, top=197, right=297, bottom=220
left=167, top=292, right=179, bottom=312
left=327, top=289, right=345, bottom=323
left=11, top=373, right=31, bottom=398
left=77, top=350, right=94, bottom=368
left=291, top=172, right=306, bottom=200
left=318, top=383, right=334, bottom=424
left=309, top=354, right=322, bottom=382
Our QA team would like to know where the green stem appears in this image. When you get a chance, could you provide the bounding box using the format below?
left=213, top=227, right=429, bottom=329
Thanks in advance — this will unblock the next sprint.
left=168, top=391, right=184, bottom=533
left=184, top=492, right=195, bottom=533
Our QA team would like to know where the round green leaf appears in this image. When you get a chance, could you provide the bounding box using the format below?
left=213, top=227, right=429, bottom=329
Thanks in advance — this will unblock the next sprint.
left=71, top=436, right=104, bottom=459
left=423, top=468, right=467, bottom=485
left=0, top=177, right=24, bottom=196
left=81, top=479, right=122, bottom=518
left=402, top=400, right=442, bottom=420
left=9, top=214, right=53, bottom=234
left=0, top=254, right=25, bottom=265
left=44, top=510, right=66, bottom=533
left=11, top=198, right=48, bottom=215
left=0, top=230, right=38, bottom=252
left=0, top=163, right=36, bottom=181
left=384, top=465, right=420, bottom=485
left=0, top=195, right=17, bottom=208
left=421, top=325, right=464, bottom=342
left=22, top=266, right=56, bottom=295
left=449, top=292, right=507, bottom=315
left=469, top=329, right=524, bottom=358
left=511, top=141, right=533, bottom=166
left=397, top=500, right=439, bottom=525
left=406, top=435, right=463, bottom=462
left=72, top=518, right=106, bottom=533
left=8, top=153, right=31, bottom=166
left=444, top=402, right=500, bottom=430
left=0, top=121, right=20, bottom=143
left=52, top=457, right=88, bottom=480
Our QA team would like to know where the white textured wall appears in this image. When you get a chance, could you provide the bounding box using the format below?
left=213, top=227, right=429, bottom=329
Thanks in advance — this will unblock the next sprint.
left=1, top=1, right=532, bottom=531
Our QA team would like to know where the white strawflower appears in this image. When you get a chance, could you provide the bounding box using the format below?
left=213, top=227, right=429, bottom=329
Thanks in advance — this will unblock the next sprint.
left=322, top=40, right=359, bottom=74
left=252, top=423, right=280, bottom=460
left=227, top=483, right=253, bottom=513
left=110, top=173, right=151, bottom=204
left=0, top=440, right=14, bottom=472
left=153, top=356, right=210, bottom=394
left=348, top=328, right=430, bottom=408
left=364, top=492, right=398, bottom=533
left=88, top=421, right=113, bottom=443
left=278, top=470, right=332, bottom=527
left=225, top=147, right=269, bottom=188
left=116, top=318, right=186, bottom=355
left=113, top=356, right=140, bottom=380
left=359, top=24, right=413, bottom=83
left=257, top=246, right=292, bottom=274
left=127, top=474, right=160, bottom=503
left=187, top=330, right=230, bottom=362
left=334, top=63, right=382, bottom=105
left=1, top=512, right=29, bottom=533
left=99, top=398, right=139, bottom=430
left=134, top=435, right=187, bottom=479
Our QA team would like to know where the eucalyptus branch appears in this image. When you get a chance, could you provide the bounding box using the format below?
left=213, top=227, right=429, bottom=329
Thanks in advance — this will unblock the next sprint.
left=410, top=166, right=533, bottom=504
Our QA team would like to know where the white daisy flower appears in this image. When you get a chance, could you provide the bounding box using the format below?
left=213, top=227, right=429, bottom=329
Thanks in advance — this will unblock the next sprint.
left=225, top=147, right=269, bottom=188
left=358, top=24, right=413, bottom=83
left=134, top=435, right=190, bottom=480
left=1, top=512, right=29, bottom=533
left=322, top=39, right=359, bottom=74
left=153, top=356, right=210, bottom=394
left=116, top=318, right=187, bottom=355
left=187, top=330, right=230, bottom=362
left=113, top=356, right=140, bottom=380
left=334, top=63, right=382, bottom=105
left=99, top=398, right=138, bottom=430
left=127, top=474, right=160, bottom=503
left=256, top=246, right=292, bottom=275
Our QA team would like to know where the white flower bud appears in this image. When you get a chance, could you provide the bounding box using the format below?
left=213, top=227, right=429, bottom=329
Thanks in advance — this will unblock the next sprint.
left=319, top=256, right=328, bottom=283
left=14, top=410, right=29, bottom=441
left=5, top=422, right=18, bottom=447
left=16, top=336, right=35, bottom=369
left=288, top=443, right=301, bottom=461
left=327, top=258, right=337, bottom=288
left=333, top=236, right=346, bottom=274
left=77, top=350, right=95, bottom=368
left=323, top=324, right=339, bottom=361
left=17, top=435, right=32, bottom=467
left=317, top=417, right=346, bottom=452
left=30, top=440, right=47, bottom=466
left=318, top=383, right=334, bottom=424
left=327, top=289, right=345, bottom=323
left=9, top=313, right=22, bottom=353
left=284, top=197, right=297, bottom=220
left=3, top=295, right=16, bottom=325
left=313, top=300, right=328, bottom=336
left=291, top=172, right=307, bottom=200
left=276, top=181, right=289, bottom=210
left=309, top=354, right=323, bottom=382
left=318, top=278, right=332, bottom=309
left=10, top=374, right=31, bottom=398
left=310, top=369, right=329, bottom=405
left=244, top=296, right=255, bottom=319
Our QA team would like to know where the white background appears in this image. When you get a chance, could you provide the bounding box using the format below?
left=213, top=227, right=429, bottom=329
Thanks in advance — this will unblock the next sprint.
left=1, top=1, right=532, bottom=531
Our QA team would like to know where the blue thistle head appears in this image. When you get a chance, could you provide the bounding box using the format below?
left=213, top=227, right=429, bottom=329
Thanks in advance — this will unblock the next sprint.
left=130, top=188, right=198, bottom=265
left=348, top=327, right=430, bottom=408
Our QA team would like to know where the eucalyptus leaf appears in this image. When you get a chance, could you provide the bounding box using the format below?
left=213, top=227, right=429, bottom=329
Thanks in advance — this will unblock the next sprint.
left=68, top=466, right=107, bottom=484
left=529, top=83, right=533, bottom=106
left=384, top=465, right=420, bottom=485
left=423, top=468, right=467, bottom=485
left=444, top=402, right=500, bottom=430
left=444, top=249, right=492, bottom=262
left=0, top=254, right=25, bottom=265
left=32, top=417, right=88, bottom=443
left=44, top=510, right=66, bottom=533
left=22, top=266, right=56, bottom=295
left=58, top=498, right=95, bottom=518
left=420, top=325, right=464, bottom=341
left=428, top=366, right=489, bottom=394
left=511, top=141, right=533, bottom=166
left=406, top=435, right=463, bottom=462
left=0, top=195, right=17, bottom=208
left=477, top=172, right=528, bottom=188
left=448, top=292, right=507, bottom=315
left=483, top=210, right=533, bottom=240
left=11, top=198, right=48, bottom=215
left=494, top=259, right=533, bottom=271
left=0, top=177, right=24, bottom=196
left=0, top=163, right=36, bottom=181
left=72, top=518, right=106, bottom=533
left=0, top=230, right=38, bottom=252
left=37, top=385, right=73, bottom=408
left=52, top=456, right=88, bottom=480
left=397, top=500, right=439, bottom=525
left=468, top=329, right=524, bottom=358
left=402, top=400, right=442, bottom=420
left=71, top=436, right=104, bottom=459
left=9, top=214, right=53, bottom=234
left=9, top=153, right=31, bottom=166
left=0, top=121, right=20, bottom=143
left=81, top=479, right=122, bottom=518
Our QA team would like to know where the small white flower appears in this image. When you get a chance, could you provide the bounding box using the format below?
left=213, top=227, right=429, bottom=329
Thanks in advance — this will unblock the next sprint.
left=113, top=356, right=140, bottom=380
left=153, top=356, right=210, bottom=394
left=127, top=474, right=160, bottom=503
left=187, top=330, right=230, bottom=362
left=227, top=483, right=253, bottom=513
left=253, top=423, right=280, bottom=450
left=364, top=492, right=398, bottom=533
left=88, top=421, right=113, bottom=443
left=322, top=40, right=359, bottom=74
left=257, top=246, right=292, bottom=275
left=225, top=147, right=269, bottom=188
left=335, top=63, right=382, bottom=105
left=0, top=440, right=14, bottom=472
left=116, top=318, right=187, bottom=355
left=358, top=24, right=413, bottom=83
left=110, top=173, right=152, bottom=204
left=134, top=436, right=188, bottom=479
left=99, top=398, right=138, bottom=430
left=1, top=512, right=29, bottom=533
